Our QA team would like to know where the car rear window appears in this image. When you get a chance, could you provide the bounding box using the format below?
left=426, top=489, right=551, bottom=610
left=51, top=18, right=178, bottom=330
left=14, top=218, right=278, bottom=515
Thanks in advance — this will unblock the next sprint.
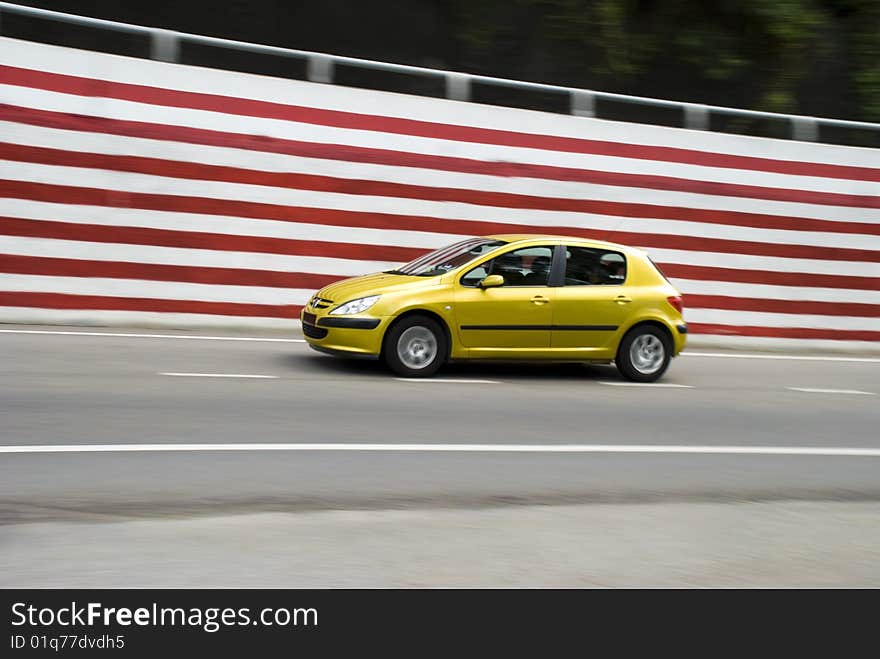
left=563, top=246, right=627, bottom=285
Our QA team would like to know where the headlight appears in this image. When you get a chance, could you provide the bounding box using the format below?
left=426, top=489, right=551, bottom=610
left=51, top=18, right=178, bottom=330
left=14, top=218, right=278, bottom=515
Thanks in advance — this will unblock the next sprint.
left=330, top=295, right=380, bottom=315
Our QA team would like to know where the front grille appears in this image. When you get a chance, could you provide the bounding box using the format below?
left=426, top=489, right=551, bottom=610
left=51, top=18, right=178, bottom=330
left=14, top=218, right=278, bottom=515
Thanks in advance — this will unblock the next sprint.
left=302, top=311, right=316, bottom=326
left=310, top=296, right=334, bottom=309
left=302, top=322, right=328, bottom=339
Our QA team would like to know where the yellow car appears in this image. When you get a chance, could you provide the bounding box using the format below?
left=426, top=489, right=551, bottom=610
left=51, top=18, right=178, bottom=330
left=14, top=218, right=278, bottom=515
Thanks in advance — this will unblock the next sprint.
left=301, top=234, right=686, bottom=382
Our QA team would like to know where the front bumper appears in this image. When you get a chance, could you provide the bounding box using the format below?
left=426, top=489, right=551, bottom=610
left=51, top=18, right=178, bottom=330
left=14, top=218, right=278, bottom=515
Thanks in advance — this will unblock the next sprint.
left=301, top=308, right=388, bottom=356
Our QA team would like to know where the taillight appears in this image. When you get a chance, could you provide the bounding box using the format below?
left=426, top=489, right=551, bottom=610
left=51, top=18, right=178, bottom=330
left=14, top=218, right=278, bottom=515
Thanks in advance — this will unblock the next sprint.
left=667, top=295, right=683, bottom=314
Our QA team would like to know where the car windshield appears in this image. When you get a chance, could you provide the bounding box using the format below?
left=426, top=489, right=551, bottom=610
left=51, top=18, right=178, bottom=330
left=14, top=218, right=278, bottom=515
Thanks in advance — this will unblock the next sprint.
left=386, top=238, right=507, bottom=276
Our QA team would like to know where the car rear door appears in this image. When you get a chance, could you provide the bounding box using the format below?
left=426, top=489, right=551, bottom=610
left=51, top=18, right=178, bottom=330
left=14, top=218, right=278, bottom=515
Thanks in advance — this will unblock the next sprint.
left=550, top=245, right=632, bottom=354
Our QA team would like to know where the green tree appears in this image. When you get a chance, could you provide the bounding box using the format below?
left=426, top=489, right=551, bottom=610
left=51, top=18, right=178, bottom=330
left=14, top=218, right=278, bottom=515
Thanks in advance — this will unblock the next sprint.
left=448, top=0, right=880, bottom=122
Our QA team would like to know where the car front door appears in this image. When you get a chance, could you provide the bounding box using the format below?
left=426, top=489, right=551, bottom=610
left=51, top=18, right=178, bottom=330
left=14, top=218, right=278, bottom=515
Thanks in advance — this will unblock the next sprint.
left=551, top=245, right=632, bottom=356
left=453, top=245, right=555, bottom=352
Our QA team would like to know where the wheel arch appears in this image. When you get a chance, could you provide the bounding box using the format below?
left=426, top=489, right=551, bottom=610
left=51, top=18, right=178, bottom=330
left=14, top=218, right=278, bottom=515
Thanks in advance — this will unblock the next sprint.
left=382, top=309, right=453, bottom=360
left=618, top=319, right=674, bottom=352
left=614, top=319, right=675, bottom=382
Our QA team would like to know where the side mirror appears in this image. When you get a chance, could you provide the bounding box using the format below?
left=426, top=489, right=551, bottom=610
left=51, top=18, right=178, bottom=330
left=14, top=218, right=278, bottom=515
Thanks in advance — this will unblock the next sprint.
left=478, top=274, right=505, bottom=289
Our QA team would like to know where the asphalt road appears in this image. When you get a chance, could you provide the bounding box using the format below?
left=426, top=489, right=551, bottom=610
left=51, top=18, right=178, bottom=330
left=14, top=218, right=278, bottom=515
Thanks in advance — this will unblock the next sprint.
left=1, top=325, right=879, bottom=524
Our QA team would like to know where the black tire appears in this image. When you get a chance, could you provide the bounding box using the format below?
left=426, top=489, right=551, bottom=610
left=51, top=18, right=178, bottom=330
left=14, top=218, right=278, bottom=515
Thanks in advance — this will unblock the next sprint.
left=383, top=315, right=447, bottom=378
left=615, top=325, right=672, bottom=383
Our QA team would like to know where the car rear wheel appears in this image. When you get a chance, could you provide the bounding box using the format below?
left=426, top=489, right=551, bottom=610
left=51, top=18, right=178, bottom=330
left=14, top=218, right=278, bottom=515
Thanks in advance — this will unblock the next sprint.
left=615, top=325, right=671, bottom=382
left=383, top=315, right=447, bottom=378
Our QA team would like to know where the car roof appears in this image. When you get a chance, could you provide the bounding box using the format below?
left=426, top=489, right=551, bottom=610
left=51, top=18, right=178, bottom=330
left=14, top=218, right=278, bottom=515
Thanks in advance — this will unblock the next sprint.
left=485, top=233, right=637, bottom=253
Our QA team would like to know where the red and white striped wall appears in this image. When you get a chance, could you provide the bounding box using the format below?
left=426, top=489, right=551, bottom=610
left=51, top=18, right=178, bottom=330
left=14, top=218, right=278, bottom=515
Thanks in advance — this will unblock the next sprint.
left=1, top=37, right=878, bottom=351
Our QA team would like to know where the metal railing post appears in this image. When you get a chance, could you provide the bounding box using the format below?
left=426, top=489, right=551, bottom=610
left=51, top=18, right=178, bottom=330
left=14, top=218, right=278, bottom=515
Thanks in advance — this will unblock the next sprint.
left=571, top=90, right=596, bottom=118
left=307, top=54, right=334, bottom=83
left=792, top=117, right=819, bottom=142
left=150, top=29, right=179, bottom=63
left=684, top=103, right=709, bottom=131
left=445, top=73, right=470, bottom=102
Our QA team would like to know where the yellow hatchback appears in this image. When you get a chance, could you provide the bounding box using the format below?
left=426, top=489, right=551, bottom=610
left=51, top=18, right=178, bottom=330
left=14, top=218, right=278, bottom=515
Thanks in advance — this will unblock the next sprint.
left=301, top=234, right=687, bottom=381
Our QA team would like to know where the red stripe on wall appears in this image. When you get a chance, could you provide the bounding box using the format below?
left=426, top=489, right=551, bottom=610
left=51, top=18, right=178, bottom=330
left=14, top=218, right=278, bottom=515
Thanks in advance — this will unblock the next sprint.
left=0, top=290, right=304, bottom=318
left=2, top=120, right=878, bottom=211
left=687, top=323, right=880, bottom=342
left=685, top=294, right=880, bottom=317
left=2, top=65, right=878, bottom=183
left=0, top=254, right=341, bottom=289
left=2, top=183, right=878, bottom=264
left=3, top=141, right=879, bottom=230
left=0, top=217, right=422, bottom=262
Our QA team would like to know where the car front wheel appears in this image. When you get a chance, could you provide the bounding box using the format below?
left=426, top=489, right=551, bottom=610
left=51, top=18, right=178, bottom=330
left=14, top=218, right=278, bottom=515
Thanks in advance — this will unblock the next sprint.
left=383, top=315, right=447, bottom=378
left=615, top=325, right=672, bottom=382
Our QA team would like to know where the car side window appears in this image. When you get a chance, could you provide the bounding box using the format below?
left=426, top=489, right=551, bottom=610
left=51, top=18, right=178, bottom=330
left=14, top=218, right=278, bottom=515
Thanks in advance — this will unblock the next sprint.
left=564, top=247, right=627, bottom=285
left=461, top=246, right=554, bottom=287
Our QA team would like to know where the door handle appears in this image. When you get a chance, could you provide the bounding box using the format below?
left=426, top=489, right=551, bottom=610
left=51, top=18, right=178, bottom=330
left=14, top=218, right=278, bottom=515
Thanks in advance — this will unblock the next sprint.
left=530, top=295, right=550, bottom=305
left=614, top=296, right=632, bottom=304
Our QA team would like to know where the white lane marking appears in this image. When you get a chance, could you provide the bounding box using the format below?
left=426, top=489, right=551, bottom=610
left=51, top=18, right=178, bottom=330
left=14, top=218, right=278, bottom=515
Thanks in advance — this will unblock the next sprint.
left=787, top=387, right=875, bottom=395
left=598, top=381, right=693, bottom=388
left=684, top=351, right=880, bottom=363
left=3, top=443, right=880, bottom=457
left=395, top=378, right=500, bottom=384
left=159, top=372, right=279, bottom=379
left=0, top=329, right=306, bottom=342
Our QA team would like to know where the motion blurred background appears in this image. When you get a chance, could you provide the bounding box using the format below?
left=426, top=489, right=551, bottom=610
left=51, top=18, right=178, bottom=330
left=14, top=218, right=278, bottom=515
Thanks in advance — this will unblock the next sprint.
left=6, top=0, right=880, bottom=137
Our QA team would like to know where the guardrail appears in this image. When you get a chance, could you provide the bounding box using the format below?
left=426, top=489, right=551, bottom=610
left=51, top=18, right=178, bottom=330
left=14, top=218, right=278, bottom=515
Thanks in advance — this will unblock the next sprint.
left=2, top=1, right=879, bottom=146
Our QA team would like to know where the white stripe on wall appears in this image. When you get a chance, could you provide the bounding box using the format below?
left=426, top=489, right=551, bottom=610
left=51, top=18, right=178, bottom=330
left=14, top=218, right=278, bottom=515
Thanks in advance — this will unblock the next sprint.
left=0, top=306, right=300, bottom=328
left=1, top=273, right=314, bottom=305
left=684, top=307, right=880, bottom=331
left=669, top=278, right=880, bottom=304
left=642, top=247, right=879, bottom=278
